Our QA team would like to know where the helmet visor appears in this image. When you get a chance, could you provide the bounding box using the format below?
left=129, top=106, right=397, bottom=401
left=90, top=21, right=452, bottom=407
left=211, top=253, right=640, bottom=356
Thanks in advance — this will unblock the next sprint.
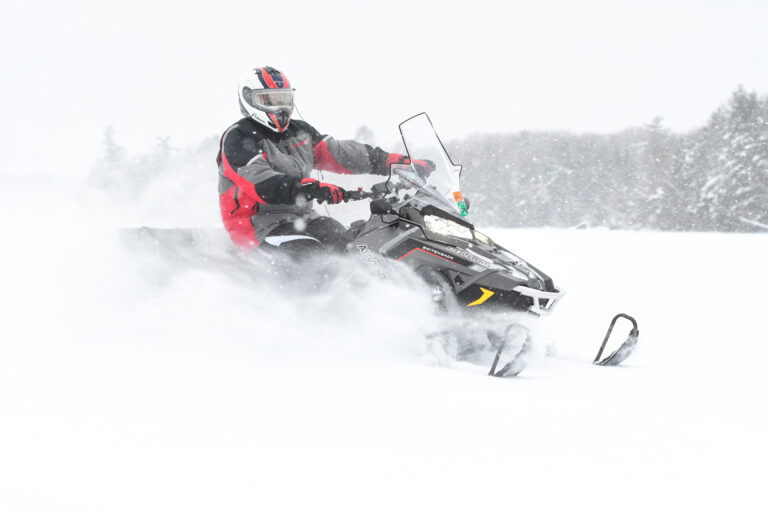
left=247, top=89, right=295, bottom=113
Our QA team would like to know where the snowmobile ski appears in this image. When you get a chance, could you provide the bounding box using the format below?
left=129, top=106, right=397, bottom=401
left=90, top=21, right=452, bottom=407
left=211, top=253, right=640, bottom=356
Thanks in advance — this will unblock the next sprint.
left=593, top=313, right=639, bottom=366
left=488, top=323, right=533, bottom=377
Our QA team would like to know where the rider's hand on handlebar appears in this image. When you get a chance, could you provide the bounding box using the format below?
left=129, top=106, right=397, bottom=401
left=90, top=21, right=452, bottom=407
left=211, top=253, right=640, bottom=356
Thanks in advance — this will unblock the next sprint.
left=410, top=159, right=436, bottom=179
left=386, top=153, right=436, bottom=179
left=299, top=178, right=349, bottom=204
left=385, top=153, right=410, bottom=169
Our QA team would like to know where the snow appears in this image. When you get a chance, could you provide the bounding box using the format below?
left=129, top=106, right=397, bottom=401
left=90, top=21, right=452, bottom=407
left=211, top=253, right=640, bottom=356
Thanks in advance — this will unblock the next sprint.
left=1, top=179, right=767, bottom=511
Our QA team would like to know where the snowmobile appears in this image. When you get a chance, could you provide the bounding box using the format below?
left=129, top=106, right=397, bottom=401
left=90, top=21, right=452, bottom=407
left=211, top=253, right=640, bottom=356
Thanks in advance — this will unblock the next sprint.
left=123, top=113, right=638, bottom=376
left=331, top=113, right=638, bottom=375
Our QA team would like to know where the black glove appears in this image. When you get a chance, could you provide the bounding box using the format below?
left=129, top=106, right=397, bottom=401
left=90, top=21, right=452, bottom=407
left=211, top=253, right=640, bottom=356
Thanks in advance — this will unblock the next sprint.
left=299, top=178, right=348, bottom=204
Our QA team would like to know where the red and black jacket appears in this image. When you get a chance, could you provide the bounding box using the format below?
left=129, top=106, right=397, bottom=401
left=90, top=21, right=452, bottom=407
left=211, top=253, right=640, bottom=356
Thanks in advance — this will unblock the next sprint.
left=217, top=117, right=394, bottom=248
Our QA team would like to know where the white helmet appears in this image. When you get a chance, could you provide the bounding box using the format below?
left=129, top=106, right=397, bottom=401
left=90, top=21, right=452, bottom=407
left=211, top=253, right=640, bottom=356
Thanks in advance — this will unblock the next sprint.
left=238, top=67, right=294, bottom=133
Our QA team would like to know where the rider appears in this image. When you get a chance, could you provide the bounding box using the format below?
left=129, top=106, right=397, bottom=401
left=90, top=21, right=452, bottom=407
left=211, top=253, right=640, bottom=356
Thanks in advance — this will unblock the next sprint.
left=217, top=66, right=434, bottom=257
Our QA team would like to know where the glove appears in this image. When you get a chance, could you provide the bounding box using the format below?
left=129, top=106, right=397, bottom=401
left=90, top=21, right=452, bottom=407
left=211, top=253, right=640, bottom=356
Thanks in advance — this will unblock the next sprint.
left=299, top=178, right=348, bottom=204
left=385, top=153, right=436, bottom=179
left=410, top=158, right=436, bottom=179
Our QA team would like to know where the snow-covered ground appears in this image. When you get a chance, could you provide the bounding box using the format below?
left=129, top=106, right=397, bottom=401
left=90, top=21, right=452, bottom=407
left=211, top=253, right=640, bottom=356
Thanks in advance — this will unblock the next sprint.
left=1, top=178, right=766, bottom=511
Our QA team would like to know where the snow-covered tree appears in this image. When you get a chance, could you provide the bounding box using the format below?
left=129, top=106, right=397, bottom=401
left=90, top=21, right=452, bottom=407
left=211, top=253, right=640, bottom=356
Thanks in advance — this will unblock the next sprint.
left=696, top=87, right=768, bottom=231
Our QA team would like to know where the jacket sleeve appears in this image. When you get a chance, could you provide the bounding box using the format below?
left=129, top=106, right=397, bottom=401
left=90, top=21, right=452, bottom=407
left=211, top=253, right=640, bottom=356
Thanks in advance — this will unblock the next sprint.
left=217, top=125, right=301, bottom=205
left=304, top=121, right=393, bottom=176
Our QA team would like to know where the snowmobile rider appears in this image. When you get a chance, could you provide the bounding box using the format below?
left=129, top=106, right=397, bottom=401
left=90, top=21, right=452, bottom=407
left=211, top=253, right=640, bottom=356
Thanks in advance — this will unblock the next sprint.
left=217, top=66, right=435, bottom=256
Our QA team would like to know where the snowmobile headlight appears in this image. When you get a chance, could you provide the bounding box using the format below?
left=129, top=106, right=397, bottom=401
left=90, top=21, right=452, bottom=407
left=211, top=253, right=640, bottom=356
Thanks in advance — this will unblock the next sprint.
left=424, top=215, right=473, bottom=240
left=473, top=230, right=493, bottom=245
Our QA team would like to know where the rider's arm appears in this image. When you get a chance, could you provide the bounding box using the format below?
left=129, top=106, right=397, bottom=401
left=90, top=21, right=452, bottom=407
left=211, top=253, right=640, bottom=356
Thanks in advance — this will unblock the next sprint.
left=217, top=125, right=302, bottom=205
left=300, top=121, right=402, bottom=176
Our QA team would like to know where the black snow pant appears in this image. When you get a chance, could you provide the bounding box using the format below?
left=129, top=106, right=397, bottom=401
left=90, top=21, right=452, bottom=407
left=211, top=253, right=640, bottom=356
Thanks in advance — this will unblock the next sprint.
left=260, top=216, right=349, bottom=260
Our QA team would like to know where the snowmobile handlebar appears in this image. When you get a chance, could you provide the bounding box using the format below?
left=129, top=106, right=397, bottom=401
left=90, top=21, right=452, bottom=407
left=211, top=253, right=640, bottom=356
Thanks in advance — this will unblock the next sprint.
left=344, top=167, right=426, bottom=202
left=345, top=180, right=397, bottom=201
left=346, top=188, right=375, bottom=201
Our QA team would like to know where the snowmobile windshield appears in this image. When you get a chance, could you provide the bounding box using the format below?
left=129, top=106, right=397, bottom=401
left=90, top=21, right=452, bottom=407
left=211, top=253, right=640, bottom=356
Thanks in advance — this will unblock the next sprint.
left=247, top=89, right=295, bottom=113
left=396, top=113, right=468, bottom=220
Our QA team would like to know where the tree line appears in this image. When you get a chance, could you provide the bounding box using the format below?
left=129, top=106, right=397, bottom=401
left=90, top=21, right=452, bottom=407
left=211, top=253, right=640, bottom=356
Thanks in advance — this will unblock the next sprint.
left=451, top=86, right=768, bottom=232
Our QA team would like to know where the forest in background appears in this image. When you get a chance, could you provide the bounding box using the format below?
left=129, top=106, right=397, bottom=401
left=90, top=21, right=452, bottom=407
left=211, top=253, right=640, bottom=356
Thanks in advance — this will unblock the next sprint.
left=92, top=86, right=768, bottom=232
left=453, top=86, right=768, bottom=232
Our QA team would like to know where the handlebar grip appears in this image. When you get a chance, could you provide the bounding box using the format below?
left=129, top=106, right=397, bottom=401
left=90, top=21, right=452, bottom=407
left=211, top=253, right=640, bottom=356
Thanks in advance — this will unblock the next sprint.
left=346, top=189, right=373, bottom=201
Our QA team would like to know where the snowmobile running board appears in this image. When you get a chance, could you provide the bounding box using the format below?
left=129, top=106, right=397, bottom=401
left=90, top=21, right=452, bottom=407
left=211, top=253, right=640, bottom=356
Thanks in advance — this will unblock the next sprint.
left=593, top=313, right=639, bottom=366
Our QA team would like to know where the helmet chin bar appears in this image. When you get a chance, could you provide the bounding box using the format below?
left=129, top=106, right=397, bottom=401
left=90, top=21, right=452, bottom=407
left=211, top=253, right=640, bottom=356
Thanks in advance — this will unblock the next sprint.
left=271, top=111, right=292, bottom=132
left=244, top=108, right=292, bottom=133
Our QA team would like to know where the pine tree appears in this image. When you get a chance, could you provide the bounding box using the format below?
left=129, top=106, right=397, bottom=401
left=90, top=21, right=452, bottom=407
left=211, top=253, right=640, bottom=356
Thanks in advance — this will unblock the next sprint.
left=698, top=86, right=768, bottom=231
left=90, top=126, right=127, bottom=192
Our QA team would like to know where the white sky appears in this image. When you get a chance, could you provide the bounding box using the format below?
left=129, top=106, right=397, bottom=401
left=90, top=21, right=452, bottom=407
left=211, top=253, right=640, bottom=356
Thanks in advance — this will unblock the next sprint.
left=1, top=0, right=767, bottom=175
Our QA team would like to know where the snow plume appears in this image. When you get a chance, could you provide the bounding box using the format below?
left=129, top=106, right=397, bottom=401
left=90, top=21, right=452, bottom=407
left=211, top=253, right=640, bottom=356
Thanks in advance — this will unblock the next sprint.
left=1, top=186, right=443, bottom=373
left=117, top=232, right=446, bottom=370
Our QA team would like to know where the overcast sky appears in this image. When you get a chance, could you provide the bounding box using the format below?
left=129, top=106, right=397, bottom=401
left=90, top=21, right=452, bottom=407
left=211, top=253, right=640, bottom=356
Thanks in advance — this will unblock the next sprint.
left=1, top=0, right=767, bottom=176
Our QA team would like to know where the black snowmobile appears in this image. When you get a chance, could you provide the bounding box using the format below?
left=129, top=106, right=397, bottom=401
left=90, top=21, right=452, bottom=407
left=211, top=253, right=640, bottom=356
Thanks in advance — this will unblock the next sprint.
left=334, top=113, right=638, bottom=376
left=316, top=113, right=564, bottom=376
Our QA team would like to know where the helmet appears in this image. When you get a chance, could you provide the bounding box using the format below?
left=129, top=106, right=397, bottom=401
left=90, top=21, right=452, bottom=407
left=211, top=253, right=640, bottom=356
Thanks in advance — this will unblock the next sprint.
left=238, top=67, right=294, bottom=133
